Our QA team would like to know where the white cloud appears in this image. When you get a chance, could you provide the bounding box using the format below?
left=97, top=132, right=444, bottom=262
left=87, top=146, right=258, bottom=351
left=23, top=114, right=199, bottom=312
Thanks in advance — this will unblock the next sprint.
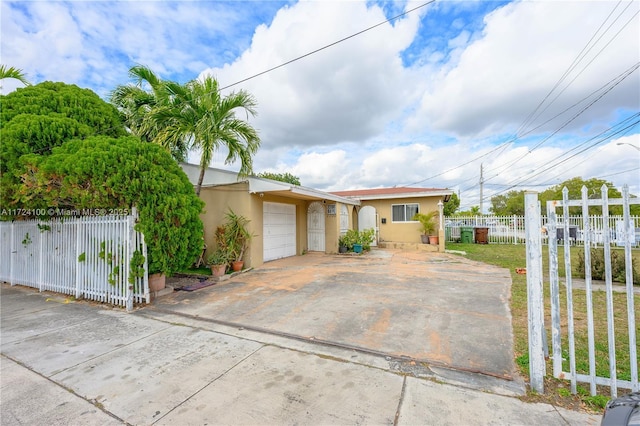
left=409, top=1, right=640, bottom=138
left=2, top=0, right=638, bottom=204
left=201, top=0, right=424, bottom=149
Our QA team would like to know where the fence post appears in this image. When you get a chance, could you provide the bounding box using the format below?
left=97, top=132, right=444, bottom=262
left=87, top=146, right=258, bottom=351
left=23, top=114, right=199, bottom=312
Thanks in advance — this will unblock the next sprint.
left=75, top=218, right=82, bottom=299
left=622, top=185, right=638, bottom=392
left=562, top=187, right=578, bottom=394
left=525, top=191, right=545, bottom=394
left=546, top=202, right=562, bottom=378
left=38, top=225, right=44, bottom=292
left=125, top=208, right=135, bottom=312
left=601, top=185, right=618, bottom=398
left=581, top=186, right=598, bottom=396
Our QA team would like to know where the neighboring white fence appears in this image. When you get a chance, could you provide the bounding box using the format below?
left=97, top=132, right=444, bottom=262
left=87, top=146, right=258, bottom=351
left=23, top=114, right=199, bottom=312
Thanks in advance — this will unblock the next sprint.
left=0, top=210, right=149, bottom=310
left=525, top=185, right=638, bottom=397
left=445, top=214, right=640, bottom=247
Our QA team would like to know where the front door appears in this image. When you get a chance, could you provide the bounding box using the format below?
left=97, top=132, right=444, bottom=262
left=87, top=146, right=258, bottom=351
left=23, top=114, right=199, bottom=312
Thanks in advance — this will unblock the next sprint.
left=307, top=202, right=325, bottom=252
left=358, top=206, right=378, bottom=246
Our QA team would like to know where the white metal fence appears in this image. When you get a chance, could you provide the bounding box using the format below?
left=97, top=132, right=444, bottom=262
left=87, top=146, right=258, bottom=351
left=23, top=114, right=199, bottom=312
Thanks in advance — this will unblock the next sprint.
left=445, top=214, right=640, bottom=247
left=0, top=210, right=149, bottom=310
left=525, top=185, right=638, bottom=397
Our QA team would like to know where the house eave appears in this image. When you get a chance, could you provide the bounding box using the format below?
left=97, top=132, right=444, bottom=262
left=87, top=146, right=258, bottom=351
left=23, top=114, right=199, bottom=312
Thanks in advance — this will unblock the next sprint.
left=180, top=163, right=359, bottom=205
left=350, top=190, right=454, bottom=201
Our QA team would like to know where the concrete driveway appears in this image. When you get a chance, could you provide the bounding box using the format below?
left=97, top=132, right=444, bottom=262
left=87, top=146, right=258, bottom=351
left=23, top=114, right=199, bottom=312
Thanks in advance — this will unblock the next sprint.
left=155, top=249, right=517, bottom=381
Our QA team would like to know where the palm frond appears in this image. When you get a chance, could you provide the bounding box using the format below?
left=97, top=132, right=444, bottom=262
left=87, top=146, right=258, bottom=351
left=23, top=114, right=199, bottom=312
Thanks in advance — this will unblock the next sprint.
left=0, top=65, right=31, bottom=86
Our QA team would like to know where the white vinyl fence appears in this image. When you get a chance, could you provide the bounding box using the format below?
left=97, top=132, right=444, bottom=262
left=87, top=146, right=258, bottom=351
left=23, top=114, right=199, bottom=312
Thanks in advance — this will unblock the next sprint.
left=0, top=210, right=149, bottom=310
left=445, top=214, right=640, bottom=247
left=525, top=185, right=638, bottom=397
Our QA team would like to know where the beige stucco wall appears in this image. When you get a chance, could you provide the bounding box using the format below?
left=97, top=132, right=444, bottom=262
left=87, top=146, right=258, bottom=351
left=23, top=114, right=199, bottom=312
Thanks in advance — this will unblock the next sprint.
left=199, top=182, right=257, bottom=267
left=200, top=184, right=329, bottom=268
left=360, top=196, right=444, bottom=244
left=324, top=203, right=339, bottom=254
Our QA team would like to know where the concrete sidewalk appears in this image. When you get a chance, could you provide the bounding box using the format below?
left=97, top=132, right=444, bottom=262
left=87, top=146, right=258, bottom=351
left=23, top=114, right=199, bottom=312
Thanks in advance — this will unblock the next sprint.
left=1, top=283, right=601, bottom=425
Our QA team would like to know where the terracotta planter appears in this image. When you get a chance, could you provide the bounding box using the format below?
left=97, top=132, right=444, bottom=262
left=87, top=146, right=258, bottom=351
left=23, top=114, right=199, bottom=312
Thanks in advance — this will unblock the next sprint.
left=148, top=273, right=166, bottom=291
left=210, top=264, right=226, bottom=277
left=231, top=260, right=244, bottom=272
left=429, top=235, right=439, bottom=245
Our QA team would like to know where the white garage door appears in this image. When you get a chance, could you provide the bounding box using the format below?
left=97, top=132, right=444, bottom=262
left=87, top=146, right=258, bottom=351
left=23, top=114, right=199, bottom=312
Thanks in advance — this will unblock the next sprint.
left=263, top=202, right=296, bottom=261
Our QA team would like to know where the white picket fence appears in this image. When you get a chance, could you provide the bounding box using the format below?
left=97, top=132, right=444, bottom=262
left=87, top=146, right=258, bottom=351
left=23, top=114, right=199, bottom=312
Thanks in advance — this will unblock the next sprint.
left=0, top=210, right=149, bottom=310
left=445, top=214, right=640, bottom=247
left=525, top=185, right=638, bottom=397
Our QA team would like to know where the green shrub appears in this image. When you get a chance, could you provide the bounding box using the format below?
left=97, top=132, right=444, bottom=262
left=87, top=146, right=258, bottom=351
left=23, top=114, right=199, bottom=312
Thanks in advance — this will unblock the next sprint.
left=358, top=228, right=376, bottom=251
left=340, top=229, right=375, bottom=252
left=576, top=248, right=639, bottom=284
left=13, top=136, right=204, bottom=275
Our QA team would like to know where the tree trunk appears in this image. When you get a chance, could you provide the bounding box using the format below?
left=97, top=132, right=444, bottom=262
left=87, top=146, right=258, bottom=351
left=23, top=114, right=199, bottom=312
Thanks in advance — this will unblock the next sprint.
left=195, top=166, right=206, bottom=196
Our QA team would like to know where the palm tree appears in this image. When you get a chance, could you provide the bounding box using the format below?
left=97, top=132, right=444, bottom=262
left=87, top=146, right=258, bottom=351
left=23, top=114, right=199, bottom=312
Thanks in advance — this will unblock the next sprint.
left=110, top=65, right=189, bottom=160
left=0, top=65, right=31, bottom=87
left=152, top=75, right=260, bottom=196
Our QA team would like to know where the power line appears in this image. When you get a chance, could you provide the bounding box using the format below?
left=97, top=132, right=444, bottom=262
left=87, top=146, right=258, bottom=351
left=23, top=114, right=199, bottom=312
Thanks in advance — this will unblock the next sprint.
left=402, top=142, right=510, bottom=187
left=456, top=111, right=640, bottom=202
left=218, top=0, right=436, bottom=91
left=482, top=62, right=639, bottom=184
left=405, top=4, right=638, bottom=190
left=476, top=114, right=640, bottom=202
left=515, top=0, right=631, bottom=136
left=520, top=6, right=639, bottom=134
left=598, top=166, right=640, bottom=179
left=27, top=0, right=436, bottom=153
left=479, top=4, right=639, bottom=182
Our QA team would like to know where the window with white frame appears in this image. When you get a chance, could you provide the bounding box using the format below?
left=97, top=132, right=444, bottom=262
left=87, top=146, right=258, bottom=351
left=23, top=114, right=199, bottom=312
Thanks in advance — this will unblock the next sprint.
left=392, top=203, right=419, bottom=222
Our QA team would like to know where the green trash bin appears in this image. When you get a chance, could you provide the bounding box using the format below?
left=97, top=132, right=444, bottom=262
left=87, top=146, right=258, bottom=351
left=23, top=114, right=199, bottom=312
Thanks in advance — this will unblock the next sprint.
left=460, top=227, right=474, bottom=244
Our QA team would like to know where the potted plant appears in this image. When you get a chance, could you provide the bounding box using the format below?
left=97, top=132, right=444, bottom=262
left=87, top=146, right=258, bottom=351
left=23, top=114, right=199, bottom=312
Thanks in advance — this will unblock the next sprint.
left=358, top=228, right=376, bottom=251
left=413, top=211, right=438, bottom=244
left=223, top=209, right=253, bottom=271
left=206, top=248, right=229, bottom=277
left=338, top=234, right=350, bottom=253
left=343, top=229, right=359, bottom=252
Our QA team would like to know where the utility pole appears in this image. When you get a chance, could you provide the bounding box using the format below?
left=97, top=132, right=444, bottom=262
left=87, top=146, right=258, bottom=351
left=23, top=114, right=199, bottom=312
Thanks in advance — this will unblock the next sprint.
left=479, top=163, right=484, bottom=214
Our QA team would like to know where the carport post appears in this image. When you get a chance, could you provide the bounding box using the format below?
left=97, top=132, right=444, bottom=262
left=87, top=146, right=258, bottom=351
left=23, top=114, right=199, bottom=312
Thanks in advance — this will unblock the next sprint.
left=524, top=191, right=545, bottom=394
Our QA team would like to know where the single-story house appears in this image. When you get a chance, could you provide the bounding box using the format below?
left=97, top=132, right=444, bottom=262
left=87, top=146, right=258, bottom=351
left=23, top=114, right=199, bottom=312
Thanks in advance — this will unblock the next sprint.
left=330, top=187, right=453, bottom=252
left=180, top=163, right=360, bottom=269
left=181, top=164, right=453, bottom=268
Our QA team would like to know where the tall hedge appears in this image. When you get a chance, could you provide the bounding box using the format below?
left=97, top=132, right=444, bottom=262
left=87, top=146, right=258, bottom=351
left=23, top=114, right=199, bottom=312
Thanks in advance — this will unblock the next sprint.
left=1, top=82, right=127, bottom=204
left=15, top=136, right=204, bottom=275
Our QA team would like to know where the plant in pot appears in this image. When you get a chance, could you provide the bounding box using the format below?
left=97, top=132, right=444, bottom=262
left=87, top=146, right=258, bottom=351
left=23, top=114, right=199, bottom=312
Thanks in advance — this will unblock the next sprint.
left=412, top=211, right=438, bottom=245
left=342, top=229, right=359, bottom=252
left=207, top=248, right=229, bottom=277
left=338, top=234, right=350, bottom=253
left=223, top=209, right=253, bottom=272
left=358, top=228, right=376, bottom=251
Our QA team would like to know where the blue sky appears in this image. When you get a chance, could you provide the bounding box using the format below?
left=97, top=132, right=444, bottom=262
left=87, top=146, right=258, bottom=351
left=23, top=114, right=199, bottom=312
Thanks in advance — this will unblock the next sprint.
left=2, top=0, right=638, bottom=211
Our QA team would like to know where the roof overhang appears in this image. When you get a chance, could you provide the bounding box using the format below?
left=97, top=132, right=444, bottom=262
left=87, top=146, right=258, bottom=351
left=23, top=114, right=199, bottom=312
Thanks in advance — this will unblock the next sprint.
left=341, top=190, right=454, bottom=201
left=180, top=163, right=360, bottom=206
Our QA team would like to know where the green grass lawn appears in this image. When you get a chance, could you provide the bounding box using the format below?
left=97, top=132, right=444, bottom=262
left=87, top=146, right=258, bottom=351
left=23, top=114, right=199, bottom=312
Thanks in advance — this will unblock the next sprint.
left=446, top=242, right=639, bottom=409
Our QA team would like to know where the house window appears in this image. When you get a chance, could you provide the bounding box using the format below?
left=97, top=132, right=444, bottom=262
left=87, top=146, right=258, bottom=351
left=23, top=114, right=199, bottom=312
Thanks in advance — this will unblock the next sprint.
left=392, top=204, right=419, bottom=222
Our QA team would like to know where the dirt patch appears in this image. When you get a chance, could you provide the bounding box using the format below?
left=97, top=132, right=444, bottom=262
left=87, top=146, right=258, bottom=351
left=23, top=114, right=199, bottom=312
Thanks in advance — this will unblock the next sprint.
left=518, top=376, right=606, bottom=415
